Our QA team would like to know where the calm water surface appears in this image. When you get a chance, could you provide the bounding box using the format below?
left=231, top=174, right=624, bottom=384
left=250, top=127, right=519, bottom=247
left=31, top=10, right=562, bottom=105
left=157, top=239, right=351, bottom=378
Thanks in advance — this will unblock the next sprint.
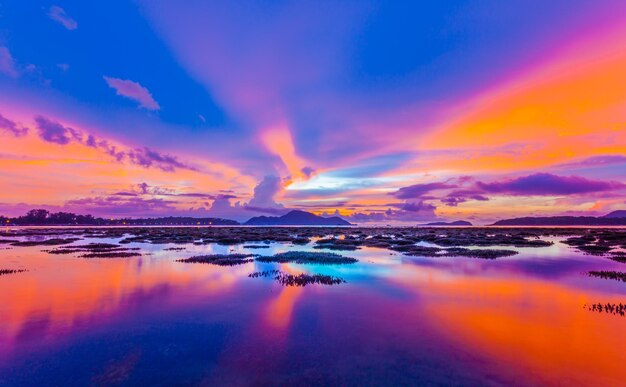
left=1, top=229, right=625, bottom=386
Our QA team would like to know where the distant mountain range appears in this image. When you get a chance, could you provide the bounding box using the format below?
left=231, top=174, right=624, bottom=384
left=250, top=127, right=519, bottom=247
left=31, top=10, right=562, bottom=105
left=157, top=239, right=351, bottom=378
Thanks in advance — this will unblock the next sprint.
left=0, top=209, right=239, bottom=226
left=492, top=210, right=626, bottom=226
left=2, top=208, right=352, bottom=226
left=422, top=220, right=472, bottom=226
left=244, top=210, right=351, bottom=226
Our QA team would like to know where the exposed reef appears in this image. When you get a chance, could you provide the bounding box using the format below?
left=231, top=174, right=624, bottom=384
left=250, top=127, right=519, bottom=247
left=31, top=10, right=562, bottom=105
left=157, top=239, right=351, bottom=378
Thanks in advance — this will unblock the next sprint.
left=248, top=270, right=346, bottom=286
left=80, top=252, right=142, bottom=258
left=588, top=271, right=626, bottom=283
left=586, top=303, right=626, bottom=317
left=256, top=251, right=358, bottom=265
left=0, top=269, right=27, bottom=276
left=45, top=242, right=142, bottom=258
left=177, top=254, right=257, bottom=266
left=11, top=237, right=81, bottom=247
left=2, top=226, right=624, bottom=266
left=562, top=230, right=626, bottom=259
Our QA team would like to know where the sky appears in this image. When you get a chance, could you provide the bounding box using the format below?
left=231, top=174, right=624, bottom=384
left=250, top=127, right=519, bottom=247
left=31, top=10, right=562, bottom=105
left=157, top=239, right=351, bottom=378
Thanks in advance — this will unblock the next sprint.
left=0, top=0, right=625, bottom=224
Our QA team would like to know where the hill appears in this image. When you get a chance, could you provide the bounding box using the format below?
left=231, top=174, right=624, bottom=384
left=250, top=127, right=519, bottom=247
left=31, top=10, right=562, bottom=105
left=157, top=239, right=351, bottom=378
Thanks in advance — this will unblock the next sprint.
left=245, top=210, right=351, bottom=226
left=491, top=215, right=626, bottom=226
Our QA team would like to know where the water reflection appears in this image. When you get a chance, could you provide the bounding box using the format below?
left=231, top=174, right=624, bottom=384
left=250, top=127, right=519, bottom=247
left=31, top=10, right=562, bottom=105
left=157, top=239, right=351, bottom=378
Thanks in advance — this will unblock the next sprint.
left=0, top=232, right=625, bottom=385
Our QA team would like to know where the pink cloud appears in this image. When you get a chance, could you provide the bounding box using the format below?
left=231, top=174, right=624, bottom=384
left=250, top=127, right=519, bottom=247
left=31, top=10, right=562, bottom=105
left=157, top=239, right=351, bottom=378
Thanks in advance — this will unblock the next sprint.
left=0, top=47, right=19, bottom=78
left=103, top=76, right=160, bottom=111
left=47, top=6, right=78, bottom=30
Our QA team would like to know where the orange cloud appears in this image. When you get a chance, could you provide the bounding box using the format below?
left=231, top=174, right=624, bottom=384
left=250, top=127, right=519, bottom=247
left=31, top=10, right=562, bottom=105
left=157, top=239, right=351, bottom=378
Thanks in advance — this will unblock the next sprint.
left=260, top=125, right=308, bottom=181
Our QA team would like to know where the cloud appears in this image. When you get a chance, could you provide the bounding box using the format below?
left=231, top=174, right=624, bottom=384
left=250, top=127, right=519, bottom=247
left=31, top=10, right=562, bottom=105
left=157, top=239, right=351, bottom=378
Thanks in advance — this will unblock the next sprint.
left=392, top=182, right=457, bottom=199
left=301, top=166, right=315, bottom=178
left=476, top=173, right=624, bottom=196
left=34, top=115, right=193, bottom=172
left=247, top=175, right=285, bottom=210
left=134, top=182, right=217, bottom=198
left=0, top=47, right=19, bottom=77
left=0, top=113, right=28, bottom=137
left=345, top=200, right=437, bottom=223
left=34, top=115, right=81, bottom=144
left=103, top=76, right=160, bottom=111
left=206, top=195, right=245, bottom=220
left=65, top=196, right=177, bottom=217
left=47, top=6, right=78, bottom=30
left=441, top=190, right=489, bottom=207
left=558, top=155, right=626, bottom=169
left=126, top=147, right=190, bottom=172
left=205, top=176, right=289, bottom=220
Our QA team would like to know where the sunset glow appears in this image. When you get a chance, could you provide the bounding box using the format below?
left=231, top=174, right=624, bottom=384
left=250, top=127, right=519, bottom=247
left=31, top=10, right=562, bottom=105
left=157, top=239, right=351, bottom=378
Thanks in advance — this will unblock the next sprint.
left=1, top=1, right=624, bottom=223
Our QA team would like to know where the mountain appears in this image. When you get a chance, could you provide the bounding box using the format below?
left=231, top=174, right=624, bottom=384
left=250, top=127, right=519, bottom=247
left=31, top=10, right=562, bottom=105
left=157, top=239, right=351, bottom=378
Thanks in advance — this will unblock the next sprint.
left=491, top=216, right=626, bottom=226
left=603, top=210, right=626, bottom=218
left=422, top=220, right=472, bottom=226
left=0, top=209, right=240, bottom=226
left=244, top=210, right=351, bottom=226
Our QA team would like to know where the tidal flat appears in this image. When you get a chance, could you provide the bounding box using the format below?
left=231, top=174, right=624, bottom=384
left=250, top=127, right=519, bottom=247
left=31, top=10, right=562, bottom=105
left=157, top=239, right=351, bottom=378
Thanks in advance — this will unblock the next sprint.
left=1, top=226, right=626, bottom=386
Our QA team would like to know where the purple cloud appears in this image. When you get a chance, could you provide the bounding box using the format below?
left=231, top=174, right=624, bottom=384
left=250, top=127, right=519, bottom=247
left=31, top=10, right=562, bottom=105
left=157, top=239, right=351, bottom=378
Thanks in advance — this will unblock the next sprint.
left=134, top=182, right=217, bottom=198
left=246, top=175, right=285, bottom=211
left=345, top=200, right=437, bottom=223
left=442, top=190, right=490, bottom=207
left=126, top=147, right=191, bottom=172
left=476, top=173, right=624, bottom=196
left=0, top=47, right=19, bottom=77
left=34, top=115, right=193, bottom=172
left=34, top=115, right=81, bottom=145
left=392, top=182, right=457, bottom=199
left=301, top=166, right=316, bottom=178
left=47, top=6, right=78, bottom=30
left=558, top=155, right=626, bottom=169
left=0, top=113, right=28, bottom=137
left=65, top=196, right=177, bottom=216
left=204, top=176, right=288, bottom=220
left=104, top=76, right=160, bottom=110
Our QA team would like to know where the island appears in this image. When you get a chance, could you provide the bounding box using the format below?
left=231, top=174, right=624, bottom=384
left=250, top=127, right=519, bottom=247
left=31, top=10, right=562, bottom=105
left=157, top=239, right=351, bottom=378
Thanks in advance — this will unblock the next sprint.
left=244, top=210, right=351, bottom=226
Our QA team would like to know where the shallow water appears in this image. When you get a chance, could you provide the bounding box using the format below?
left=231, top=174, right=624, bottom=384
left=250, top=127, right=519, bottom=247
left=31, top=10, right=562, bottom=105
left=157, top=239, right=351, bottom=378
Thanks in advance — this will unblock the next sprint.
left=1, top=229, right=625, bottom=386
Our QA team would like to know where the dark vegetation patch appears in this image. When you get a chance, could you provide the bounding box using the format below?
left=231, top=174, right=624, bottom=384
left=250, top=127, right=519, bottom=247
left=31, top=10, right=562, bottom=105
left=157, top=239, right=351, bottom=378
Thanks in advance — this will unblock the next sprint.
left=248, top=270, right=346, bottom=286
left=444, top=248, right=518, bottom=259
left=609, top=252, right=626, bottom=263
left=586, top=302, right=626, bottom=317
left=398, top=245, right=518, bottom=259
left=80, top=252, right=142, bottom=258
left=588, top=271, right=626, bottom=283
left=177, top=254, right=256, bottom=266
left=313, top=237, right=361, bottom=251
left=248, top=270, right=281, bottom=278
left=3, top=227, right=623, bottom=265
left=45, top=249, right=84, bottom=255
left=562, top=230, right=626, bottom=258
left=10, top=237, right=81, bottom=247
left=164, top=247, right=186, bottom=251
left=44, top=242, right=141, bottom=257
left=256, top=251, right=358, bottom=265
left=243, top=244, right=271, bottom=249
left=0, top=269, right=27, bottom=276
